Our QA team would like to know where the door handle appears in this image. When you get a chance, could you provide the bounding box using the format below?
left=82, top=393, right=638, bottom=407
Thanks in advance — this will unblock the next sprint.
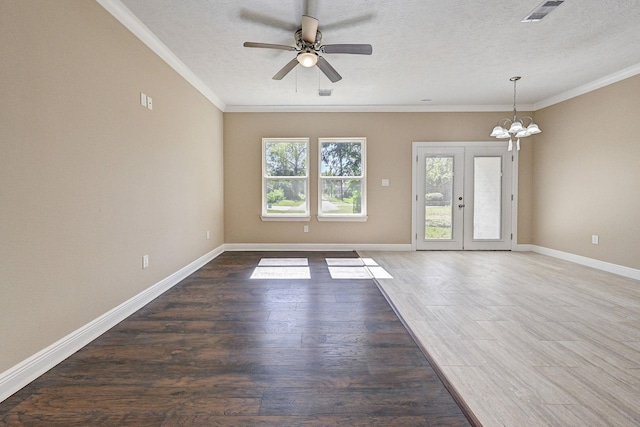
left=458, top=204, right=465, bottom=208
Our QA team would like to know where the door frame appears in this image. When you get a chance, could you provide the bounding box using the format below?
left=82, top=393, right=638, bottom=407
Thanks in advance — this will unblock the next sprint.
left=411, top=141, right=519, bottom=251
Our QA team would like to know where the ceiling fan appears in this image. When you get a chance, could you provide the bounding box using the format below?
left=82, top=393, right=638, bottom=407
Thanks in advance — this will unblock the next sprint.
left=243, top=15, right=372, bottom=83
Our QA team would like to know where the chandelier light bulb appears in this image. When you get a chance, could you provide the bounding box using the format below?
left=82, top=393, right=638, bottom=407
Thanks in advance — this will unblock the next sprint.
left=508, top=121, right=525, bottom=134
left=526, top=123, right=541, bottom=134
left=490, top=126, right=504, bottom=137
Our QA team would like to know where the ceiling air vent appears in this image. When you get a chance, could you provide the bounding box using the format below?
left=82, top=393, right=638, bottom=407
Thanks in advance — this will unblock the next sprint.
left=319, top=89, right=332, bottom=96
left=522, top=0, right=564, bottom=22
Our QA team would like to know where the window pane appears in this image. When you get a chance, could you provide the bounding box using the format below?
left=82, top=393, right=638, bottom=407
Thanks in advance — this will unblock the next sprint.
left=320, top=142, right=362, bottom=177
left=265, top=142, right=307, bottom=177
left=424, top=156, right=453, bottom=239
left=473, top=157, right=502, bottom=239
left=320, top=179, right=362, bottom=214
left=265, top=179, right=307, bottom=214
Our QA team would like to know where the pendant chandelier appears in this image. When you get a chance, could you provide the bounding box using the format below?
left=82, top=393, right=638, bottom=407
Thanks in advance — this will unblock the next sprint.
left=490, top=76, right=541, bottom=151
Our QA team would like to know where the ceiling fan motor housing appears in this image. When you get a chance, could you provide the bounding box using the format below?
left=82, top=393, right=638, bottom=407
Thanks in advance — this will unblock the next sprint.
left=295, top=29, right=321, bottom=50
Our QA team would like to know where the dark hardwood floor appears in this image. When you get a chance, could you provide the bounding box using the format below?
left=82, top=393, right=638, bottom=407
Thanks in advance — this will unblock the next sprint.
left=0, top=251, right=471, bottom=426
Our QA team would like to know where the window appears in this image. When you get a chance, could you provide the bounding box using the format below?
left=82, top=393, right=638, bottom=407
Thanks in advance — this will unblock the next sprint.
left=318, top=138, right=367, bottom=221
left=262, top=138, right=309, bottom=220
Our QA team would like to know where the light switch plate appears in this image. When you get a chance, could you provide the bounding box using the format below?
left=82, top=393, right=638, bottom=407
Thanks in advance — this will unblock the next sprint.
left=140, top=92, right=147, bottom=107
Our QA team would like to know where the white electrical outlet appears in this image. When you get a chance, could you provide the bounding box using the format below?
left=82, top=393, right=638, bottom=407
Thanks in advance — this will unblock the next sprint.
left=142, top=255, right=149, bottom=269
left=147, top=96, right=153, bottom=110
left=382, top=179, right=390, bottom=187
left=304, top=225, right=309, bottom=233
left=591, top=235, right=599, bottom=245
left=206, top=230, right=210, bottom=240
left=140, top=92, right=147, bottom=107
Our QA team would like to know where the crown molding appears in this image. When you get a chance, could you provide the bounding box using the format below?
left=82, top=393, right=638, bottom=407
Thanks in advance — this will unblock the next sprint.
left=96, top=0, right=226, bottom=112
left=223, top=104, right=535, bottom=113
left=534, top=63, right=640, bottom=110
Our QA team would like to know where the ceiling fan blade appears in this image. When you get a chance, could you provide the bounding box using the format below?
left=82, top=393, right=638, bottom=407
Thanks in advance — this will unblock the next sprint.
left=272, top=58, right=300, bottom=80
left=322, top=44, right=373, bottom=55
left=244, top=42, right=296, bottom=51
left=320, top=13, right=376, bottom=31
left=238, top=9, right=298, bottom=32
left=301, top=15, right=319, bottom=44
left=316, top=56, right=342, bottom=83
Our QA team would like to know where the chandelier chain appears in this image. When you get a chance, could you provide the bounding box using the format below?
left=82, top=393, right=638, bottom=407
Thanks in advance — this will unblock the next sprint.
left=511, top=76, right=520, bottom=120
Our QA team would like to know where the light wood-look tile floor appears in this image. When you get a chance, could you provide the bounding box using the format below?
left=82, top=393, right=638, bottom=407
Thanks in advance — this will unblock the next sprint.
left=360, top=251, right=640, bottom=427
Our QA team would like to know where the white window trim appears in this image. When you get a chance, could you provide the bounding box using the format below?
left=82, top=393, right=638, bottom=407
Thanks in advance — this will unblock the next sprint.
left=261, top=137, right=310, bottom=221
left=317, top=137, right=367, bottom=222
left=261, top=216, right=311, bottom=222
left=317, top=215, right=368, bottom=222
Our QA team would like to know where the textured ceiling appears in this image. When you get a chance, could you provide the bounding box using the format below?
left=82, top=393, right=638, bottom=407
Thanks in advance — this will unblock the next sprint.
left=114, top=0, right=640, bottom=111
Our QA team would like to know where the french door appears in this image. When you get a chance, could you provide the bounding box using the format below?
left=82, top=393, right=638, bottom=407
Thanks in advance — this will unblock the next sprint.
left=414, top=143, right=513, bottom=250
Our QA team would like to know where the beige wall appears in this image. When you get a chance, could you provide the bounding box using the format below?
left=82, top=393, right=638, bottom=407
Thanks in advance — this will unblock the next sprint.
left=1, top=0, right=636, bottom=398
left=224, top=112, right=534, bottom=245
left=0, top=1, right=224, bottom=371
left=532, top=75, right=640, bottom=269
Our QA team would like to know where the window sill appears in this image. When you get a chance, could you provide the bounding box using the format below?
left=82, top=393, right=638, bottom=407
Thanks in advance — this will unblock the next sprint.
left=261, top=215, right=311, bottom=222
left=317, top=215, right=368, bottom=222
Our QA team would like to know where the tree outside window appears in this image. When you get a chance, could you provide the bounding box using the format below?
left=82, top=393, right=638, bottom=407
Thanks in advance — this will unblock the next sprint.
left=262, top=138, right=309, bottom=217
left=319, top=138, right=366, bottom=217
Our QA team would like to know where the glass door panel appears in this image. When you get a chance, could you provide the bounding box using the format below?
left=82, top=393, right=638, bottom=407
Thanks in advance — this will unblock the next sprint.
left=424, top=156, right=454, bottom=240
left=473, top=157, right=502, bottom=240
left=463, top=147, right=512, bottom=250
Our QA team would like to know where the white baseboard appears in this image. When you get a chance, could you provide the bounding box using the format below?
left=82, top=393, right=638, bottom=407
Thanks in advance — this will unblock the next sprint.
left=223, top=243, right=413, bottom=252
left=530, top=245, right=640, bottom=281
left=0, top=245, right=224, bottom=404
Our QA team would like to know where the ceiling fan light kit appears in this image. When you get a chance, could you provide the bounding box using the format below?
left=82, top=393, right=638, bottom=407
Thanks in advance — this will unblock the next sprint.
left=297, top=51, right=318, bottom=67
left=490, top=76, right=542, bottom=151
left=243, top=14, right=372, bottom=83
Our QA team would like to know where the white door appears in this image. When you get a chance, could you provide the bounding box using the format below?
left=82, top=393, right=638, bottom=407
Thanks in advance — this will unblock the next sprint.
left=415, top=143, right=512, bottom=250
left=416, top=147, right=465, bottom=250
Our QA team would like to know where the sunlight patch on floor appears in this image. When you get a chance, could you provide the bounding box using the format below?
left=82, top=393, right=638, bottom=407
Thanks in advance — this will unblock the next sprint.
left=251, top=258, right=310, bottom=279
left=258, top=258, right=309, bottom=266
left=326, top=258, right=393, bottom=279
left=250, top=257, right=392, bottom=280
